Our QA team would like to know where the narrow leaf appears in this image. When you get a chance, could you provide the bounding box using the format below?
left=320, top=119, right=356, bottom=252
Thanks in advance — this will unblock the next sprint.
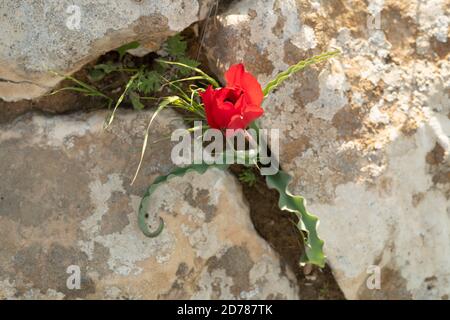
left=130, top=96, right=182, bottom=185
left=177, top=57, right=201, bottom=76
left=156, top=59, right=220, bottom=88
left=129, top=91, right=145, bottom=110
left=104, top=72, right=139, bottom=128
left=266, top=171, right=326, bottom=267
left=263, top=50, right=340, bottom=96
left=48, top=71, right=112, bottom=103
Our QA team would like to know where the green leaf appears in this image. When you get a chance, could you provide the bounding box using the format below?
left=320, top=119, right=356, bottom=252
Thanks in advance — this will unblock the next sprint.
left=88, top=63, right=121, bottom=82
left=165, top=34, right=187, bottom=58
left=49, top=71, right=112, bottom=103
left=116, top=41, right=140, bottom=60
left=263, top=50, right=340, bottom=96
left=239, top=168, right=257, bottom=187
left=131, top=96, right=183, bottom=185
left=94, top=63, right=120, bottom=74
left=88, top=68, right=106, bottom=82
left=266, top=170, right=325, bottom=268
left=104, top=72, right=139, bottom=128
left=129, top=91, right=145, bottom=110
left=137, top=70, right=161, bottom=94
left=138, top=163, right=229, bottom=237
left=155, top=59, right=170, bottom=73
left=156, top=59, right=220, bottom=88
left=176, top=57, right=201, bottom=76
left=162, top=76, right=206, bottom=88
left=48, top=86, right=94, bottom=96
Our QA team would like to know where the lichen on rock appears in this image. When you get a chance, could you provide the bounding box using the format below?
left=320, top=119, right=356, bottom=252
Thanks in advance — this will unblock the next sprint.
left=0, top=0, right=215, bottom=101
left=0, top=109, right=299, bottom=299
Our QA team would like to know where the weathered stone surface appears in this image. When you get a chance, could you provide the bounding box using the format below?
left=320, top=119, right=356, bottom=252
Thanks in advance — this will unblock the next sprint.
left=0, top=109, right=299, bottom=299
left=203, top=0, right=450, bottom=299
left=0, top=0, right=213, bottom=102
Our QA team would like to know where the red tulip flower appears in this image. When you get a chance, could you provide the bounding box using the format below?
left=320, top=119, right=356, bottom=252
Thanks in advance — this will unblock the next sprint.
left=200, top=64, right=264, bottom=130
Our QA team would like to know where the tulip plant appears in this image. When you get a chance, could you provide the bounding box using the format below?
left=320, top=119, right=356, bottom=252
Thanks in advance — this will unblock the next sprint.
left=52, top=36, right=338, bottom=268
left=137, top=50, right=340, bottom=268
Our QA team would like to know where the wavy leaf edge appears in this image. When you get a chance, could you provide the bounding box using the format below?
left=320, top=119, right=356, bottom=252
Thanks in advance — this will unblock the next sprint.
left=266, top=170, right=326, bottom=268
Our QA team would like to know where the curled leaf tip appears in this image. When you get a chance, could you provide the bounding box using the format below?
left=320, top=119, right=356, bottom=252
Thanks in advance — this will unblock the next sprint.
left=139, top=217, right=165, bottom=238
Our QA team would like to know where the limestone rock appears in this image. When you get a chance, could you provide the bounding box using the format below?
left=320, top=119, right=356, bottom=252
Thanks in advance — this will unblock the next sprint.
left=0, top=109, right=299, bottom=299
left=203, top=0, right=450, bottom=299
left=0, top=0, right=213, bottom=102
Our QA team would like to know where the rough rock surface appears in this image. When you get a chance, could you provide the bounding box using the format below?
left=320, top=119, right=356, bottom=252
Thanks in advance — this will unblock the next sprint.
left=203, top=0, right=450, bottom=299
left=0, top=0, right=213, bottom=102
left=0, top=109, right=299, bottom=299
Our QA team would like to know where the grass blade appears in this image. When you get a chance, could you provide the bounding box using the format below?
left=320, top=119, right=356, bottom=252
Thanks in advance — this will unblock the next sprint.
left=156, top=59, right=220, bottom=88
left=130, top=96, right=182, bottom=185
left=263, top=50, right=340, bottom=96
left=104, top=72, right=139, bottom=129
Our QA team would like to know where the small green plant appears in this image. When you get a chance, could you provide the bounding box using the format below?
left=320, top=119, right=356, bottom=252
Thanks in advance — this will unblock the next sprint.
left=319, top=284, right=330, bottom=299
left=52, top=32, right=340, bottom=268
left=50, top=34, right=202, bottom=127
left=48, top=73, right=113, bottom=108
left=136, top=50, right=340, bottom=268
left=239, top=168, right=257, bottom=187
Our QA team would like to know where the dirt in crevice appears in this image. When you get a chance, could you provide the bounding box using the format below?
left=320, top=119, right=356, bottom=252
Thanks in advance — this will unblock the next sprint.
left=0, top=69, right=103, bottom=124
left=0, top=22, right=215, bottom=124
left=0, top=20, right=345, bottom=300
left=0, top=50, right=162, bottom=124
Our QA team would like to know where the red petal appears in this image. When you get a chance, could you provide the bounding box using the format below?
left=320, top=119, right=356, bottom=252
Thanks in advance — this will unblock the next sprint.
left=227, top=114, right=247, bottom=130
left=214, top=101, right=238, bottom=128
left=200, top=85, right=219, bottom=129
left=225, top=64, right=263, bottom=106
left=243, top=103, right=264, bottom=122
left=241, top=72, right=263, bottom=106
left=212, top=88, right=242, bottom=129
left=215, top=87, right=234, bottom=102
left=224, top=64, right=245, bottom=88
left=228, top=98, right=263, bottom=130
